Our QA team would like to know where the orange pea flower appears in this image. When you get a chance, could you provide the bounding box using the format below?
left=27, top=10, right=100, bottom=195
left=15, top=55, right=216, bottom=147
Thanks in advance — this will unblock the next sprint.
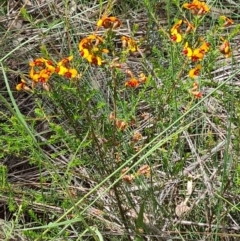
left=171, top=29, right=182, bottom=43
left=56, top=66, right=78, bottom=78
left=16, top=79, right=31, bottom=91
left=199, top=40, right=210, bottom=54
left=190, top=82, right=202, bottom=98
left=183, top=42, right=193, bottom=57
left=137, top=164, right=151, bottom=178
left=79, top=35, right=108, bottom=65
left=183, top=0, right=210, bottom=15
left=79, top=34, right=102, bottom=49
left=125, top=70, right=147, bottom=87
left=170, top=20, right=183, bottom=43
left=55, top=56, right=78, bottom=78
left=219, top=16, right=234, bottom=27
left=89, top=55, right=104, bottom=66
left=191, top=40, right=210, bottom=61
left=138, top=73, right=147, bottom=83
left=29, top=58, right=46, bottom=67
left=219, top=39, right=231, bottom=58
left=189, top=64, right=201, bottom=78
left=121, top=36, right=138, bottom=52
left=29, top=58, right=55, bottom=84
left=57, top=55, right=73, bottom=66
left=191, top=48, right=205, bottom=62
left=30, top=67, right=51, bottom=83
left=97, top=16, right=121, bottom=29
left=29, top=58, right=55, bottom=73
left=171, top=20, right=183, bottom=34
left=183, top=40, right=210, bottom=62
left=125, top=78, right=139, bottom=88
left=63, top=69, right=78, bottom=78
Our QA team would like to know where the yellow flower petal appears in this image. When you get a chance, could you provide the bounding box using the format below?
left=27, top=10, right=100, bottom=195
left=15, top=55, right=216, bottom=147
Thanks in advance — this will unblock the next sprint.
left=69, top=68, right=78, bottom=78
left=81, top=48, right=90, bottom=58
left=96, top=56, right=102, bottom=66
left=67, top=55, right=73, bottom=61
left=57, top=65, right=68, bottom=76
left=102, top=48, right=109, bottom=54
left=97, top=19, right=103, bottom=27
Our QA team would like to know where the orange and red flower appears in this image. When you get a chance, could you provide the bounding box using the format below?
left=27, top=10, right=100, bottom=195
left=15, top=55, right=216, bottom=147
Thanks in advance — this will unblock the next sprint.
left=79, top=35, right=109, bottom=65
left=171, top=29, right=182, bottom=43
left=183, top=0, right=210, bottom=15
left=55, top=56, right=78, bottom=78
left=137, top=164, right=151, bottom=178
left=125, top=78, right=140, bottom=88
left=17, top=54, right=79, bottom=91
left=121, top=36, right=138, bottom=52
left=189, top=64, right=201, bottom=78
left=170, top=20, right=183, bottom=43
left=16, top=57, right=54, bottom=90
left=183, top=42, right=193, bottom=57
left=190, top=82, right=202, bottom=98
left=199, top=40, right=210, bottom=54
left=29, top=58, right=55, bottom=85
left=183, top=40, right=210, bottom=62
left=124, top=71, right=147, bottom=87
left=121, top=167, right=135, bottom=183
left=219, top=39, right=231, bottom=58
left=16, top=79, right=31, bottom=91
left=97, top=16, right=121, bottom=29
left=219, top=16, right=234, bottom=27
left=170, top=19, right=195, bottom=43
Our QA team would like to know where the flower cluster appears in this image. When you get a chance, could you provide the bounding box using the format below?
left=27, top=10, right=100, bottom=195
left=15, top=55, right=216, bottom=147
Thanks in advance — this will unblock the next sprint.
left=16, top=56, right=78, bottom=91
left=29, top=58, right=55, bottom=85
left=171, top=20, right=183, bottom=43
left=171, top=19, right=194, bottom=43
left=55, top=56, right=78, bottom=78
left=183, top=40, right=210, bottom=63
left=170, top=0, right=234, bottom=98
left=17, top=15, right=147, bottom=92
left=79, top=35, right=109, bottom=66
left=79, top=17, right=121, bottom=66
left=183, top=0, right=210, bottom=15
left=79, top=16, right=139, bottom=66
left=182, top=40, right=210, bottom=87
left=109, top=112, right=128, bottom=131
left=121, top=36, right=138, bottom=52
left=125, top=70, right=146, bottom=88
left=121, top=164, right=151, bottom=184
left=78, top=16, right=146, bottom=88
